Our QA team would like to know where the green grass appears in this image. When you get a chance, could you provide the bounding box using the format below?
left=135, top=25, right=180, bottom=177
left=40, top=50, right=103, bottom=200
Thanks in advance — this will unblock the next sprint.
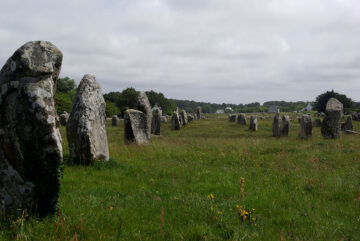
left=1, top=114, right=360, bottom=240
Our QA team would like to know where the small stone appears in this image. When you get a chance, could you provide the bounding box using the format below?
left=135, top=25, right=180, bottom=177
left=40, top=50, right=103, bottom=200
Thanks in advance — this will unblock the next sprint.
left=321, top=98, right=343, bottom=139
left=299, top=114, right=312, bottom=139
left=249, top=115, right=258, bottom=131
left=151, top=106, right=162, bottom=135
left=229, top=114, right=236, bottom=122
left=237, top=113, right=247, bottom=125
left=112, top=115, right=119, bottom=126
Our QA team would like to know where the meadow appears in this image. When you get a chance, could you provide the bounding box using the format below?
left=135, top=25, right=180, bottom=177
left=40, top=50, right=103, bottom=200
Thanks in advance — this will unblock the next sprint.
left=1, top=113, right=360, bottom=240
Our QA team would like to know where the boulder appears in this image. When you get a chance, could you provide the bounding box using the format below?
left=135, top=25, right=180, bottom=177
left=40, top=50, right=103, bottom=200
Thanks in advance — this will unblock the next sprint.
left=237, top=113, right=247, bottom=125
left=59, top=111, right=69, bottom=126
left=151, top=107, right=162, bottom=135
left=161, top=116, right=168, bottom=123
left=124, top=109, right=149, bottom=145
left=299, top=115, right=312, bottom=139
left=229, top=114, right=236, bottom=122
left=272, top=113, right=290, bottom=137
left=112, top=115, right=119, bottom=126
left=0, top=41, right=63, bottom=217
left=344, top=116, right=353, bottom=132
left=188, top=114, right=194, bottom=122
left=249, top=115, right=258, bottom=131
left=321, top=98, right=343, bottom=139
left=67, top=74, right=109, bottom=165
left=137, top=92, right=152, bottom=139
left=180, top=110, right=188, bottom=126
left=171, top=110, right=181, bottom=130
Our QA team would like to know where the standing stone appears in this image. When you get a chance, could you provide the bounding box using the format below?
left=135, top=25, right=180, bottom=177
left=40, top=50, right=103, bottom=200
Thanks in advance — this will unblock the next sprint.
left=59, top=111, right=69, bottom=126
left=151, top=106, right=162, bottom=135
left=314, top=118, right=322, bottom=127
left=352, top=112, right=359, bottom=121
left=344, top=116, right=353, bottom=132
left=249, top=115, right=258, bottom=131
left=237, top=113, right=247, bottom=125
left=112, top=115, right=120, bottom=126
left=188, top=115, right=194, bottom=122
left=161, top=116, right=168, bottom=123
left=299, top=115, right=312, bottom=139
left=124, top=109, right=149, bottom=144
left=321, top=98, right=343, bottom=139
left=67, top=74, right=109, bottom=165
left=137, top=92, right=152, bottom=139
left=0, top=41, right=63, bottom=217
left=180, top=110, right=188, bottom=126
left=196, top=106, right=203, bottom=119
left=273, top=113, right=290, bottom=137
left=171, top=110, right=181, bottom=130
left=229, top=114, right=236, bottom=122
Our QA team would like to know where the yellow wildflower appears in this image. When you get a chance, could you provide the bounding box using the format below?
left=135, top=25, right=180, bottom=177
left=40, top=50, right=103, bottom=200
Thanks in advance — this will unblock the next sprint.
left=109, top=206, right=113, bottom=211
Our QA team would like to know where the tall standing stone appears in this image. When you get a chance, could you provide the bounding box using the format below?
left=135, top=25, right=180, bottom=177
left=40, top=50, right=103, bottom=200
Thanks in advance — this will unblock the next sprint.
left=0, top=41, right=63, bottom=217
left=137, top=92, right=152, bottom=139
left=124, top=109, right=149, bottom=144
left=237, top=113, right=247, bottom=125
left=67, top=74, right=109, bottom=165
left=188, top=114, right=194, bottom=122
left=197, top=106, right=203, bottom=119
left=249, top=115, right=258, bottom=131
left=59, top=111, right=69, bottom=126
left=112, top=115, right=119, bottom=126
left=151, top=106, right=162, bottom=135
left=171, top=110, right=181, bottom=130
left=321, top=98, right=343, bottom=139
left=344, top=116, right=353, bottom=132
left=272, top=113, right=290, bottom=137
left=299, top=115, right=312, bottom=139
left=180, top=110, right=188, bottom=126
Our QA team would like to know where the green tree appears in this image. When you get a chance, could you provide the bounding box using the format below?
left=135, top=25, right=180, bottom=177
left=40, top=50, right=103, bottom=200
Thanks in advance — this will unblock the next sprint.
left=314, top=90, right=353, bottom=113
left=105, top=101, right=120, bottom=117
left=55, top=77, right=77, bottom=114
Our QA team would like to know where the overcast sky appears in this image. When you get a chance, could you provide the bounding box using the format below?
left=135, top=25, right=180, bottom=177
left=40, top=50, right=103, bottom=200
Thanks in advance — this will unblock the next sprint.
left=0, top=0, right=359, bottom=104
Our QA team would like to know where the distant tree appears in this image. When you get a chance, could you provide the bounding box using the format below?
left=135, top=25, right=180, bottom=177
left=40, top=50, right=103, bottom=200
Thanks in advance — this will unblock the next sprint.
left=55, top=77, right=77, bottom=114
left=105, top=101, right=120, bottom=117
left=146, top=90, right=177, bottom=115
left=314, top=90, right=353, bottom=113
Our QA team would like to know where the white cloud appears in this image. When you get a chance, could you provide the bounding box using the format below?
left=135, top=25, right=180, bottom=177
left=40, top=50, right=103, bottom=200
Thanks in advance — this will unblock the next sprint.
left=0, top=0, right=359, bottom=104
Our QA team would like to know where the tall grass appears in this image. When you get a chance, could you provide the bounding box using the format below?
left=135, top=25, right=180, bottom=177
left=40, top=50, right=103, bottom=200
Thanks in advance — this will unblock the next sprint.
left=1, top=114, right=359, bottom=240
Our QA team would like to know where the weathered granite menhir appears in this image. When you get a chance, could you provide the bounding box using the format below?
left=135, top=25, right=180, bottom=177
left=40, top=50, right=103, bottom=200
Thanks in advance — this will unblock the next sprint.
left=151, top=106, right=162, bottom=135
left=237, top=113, right=247, bottom=125
left=321, top=98, right=343, bottom=139
left=0, top=41, right=63, bottom=217
left=299, top=114, right=312, bottom=139
left=249, top=115, right=258, bottom=131
left=112, top=115, right=119, bottom=126
left=66, top=74, right=109, bottom=165
left=272, top=113, right=290, bottom=137
left=59, top=111, right=69, bottom=126
left=171, top=109, right=181, bottom=130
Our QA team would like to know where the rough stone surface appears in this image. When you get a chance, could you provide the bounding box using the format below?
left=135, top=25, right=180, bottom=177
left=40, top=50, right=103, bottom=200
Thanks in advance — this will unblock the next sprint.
left=321, top=98, right=343, bottom=139
left=151, top=107, right=162, bottom=135
left=137, top=92, right=152, bottom=138
left=112, top=115, right=119, bottom=126
left=59, top=111, right=69, bottom=126
left=196, top=106, right=203, bottom=119
left=229, top=114, right=236, bottom=122
left=299, top=115, right=312, bottom=139
left=344, top=116, right=353, bottom=132
left=249, top=115, right=258, bottom=131
left=352, top=112, right=359, bottom=121
left=0, top=41, right=63, bottom=217
left=124, top=109, right=149, bottom=145
left=67, top=74, right=109, bottom=164
left=180, top=110, right=188, bottom=126
left=188, top=115, right=194, bottom=122
left=314, top=118, right=322, bottom=127
left=237, top=113, right=247, bottom=125
left=161, top=116, right=168, bottom=123
left=272, top=113, right=290, bottom=137
left=171, top=110, right=181, bottom=130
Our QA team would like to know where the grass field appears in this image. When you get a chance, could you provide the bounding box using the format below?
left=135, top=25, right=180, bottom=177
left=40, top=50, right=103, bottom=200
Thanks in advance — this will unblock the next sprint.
left=1, top=113, right=360, bottom=240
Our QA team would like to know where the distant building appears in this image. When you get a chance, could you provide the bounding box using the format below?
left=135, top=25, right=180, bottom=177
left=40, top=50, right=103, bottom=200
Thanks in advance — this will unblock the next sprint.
left=300, top=103, right=312, bottom=112
left=215, top=109, right=225, bottom=114
left=267, top=105, right=279, bottom=113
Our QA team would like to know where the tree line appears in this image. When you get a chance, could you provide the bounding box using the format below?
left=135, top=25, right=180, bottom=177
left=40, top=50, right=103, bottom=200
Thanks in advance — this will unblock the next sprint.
left=55, top=77, right=357, bottom=116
